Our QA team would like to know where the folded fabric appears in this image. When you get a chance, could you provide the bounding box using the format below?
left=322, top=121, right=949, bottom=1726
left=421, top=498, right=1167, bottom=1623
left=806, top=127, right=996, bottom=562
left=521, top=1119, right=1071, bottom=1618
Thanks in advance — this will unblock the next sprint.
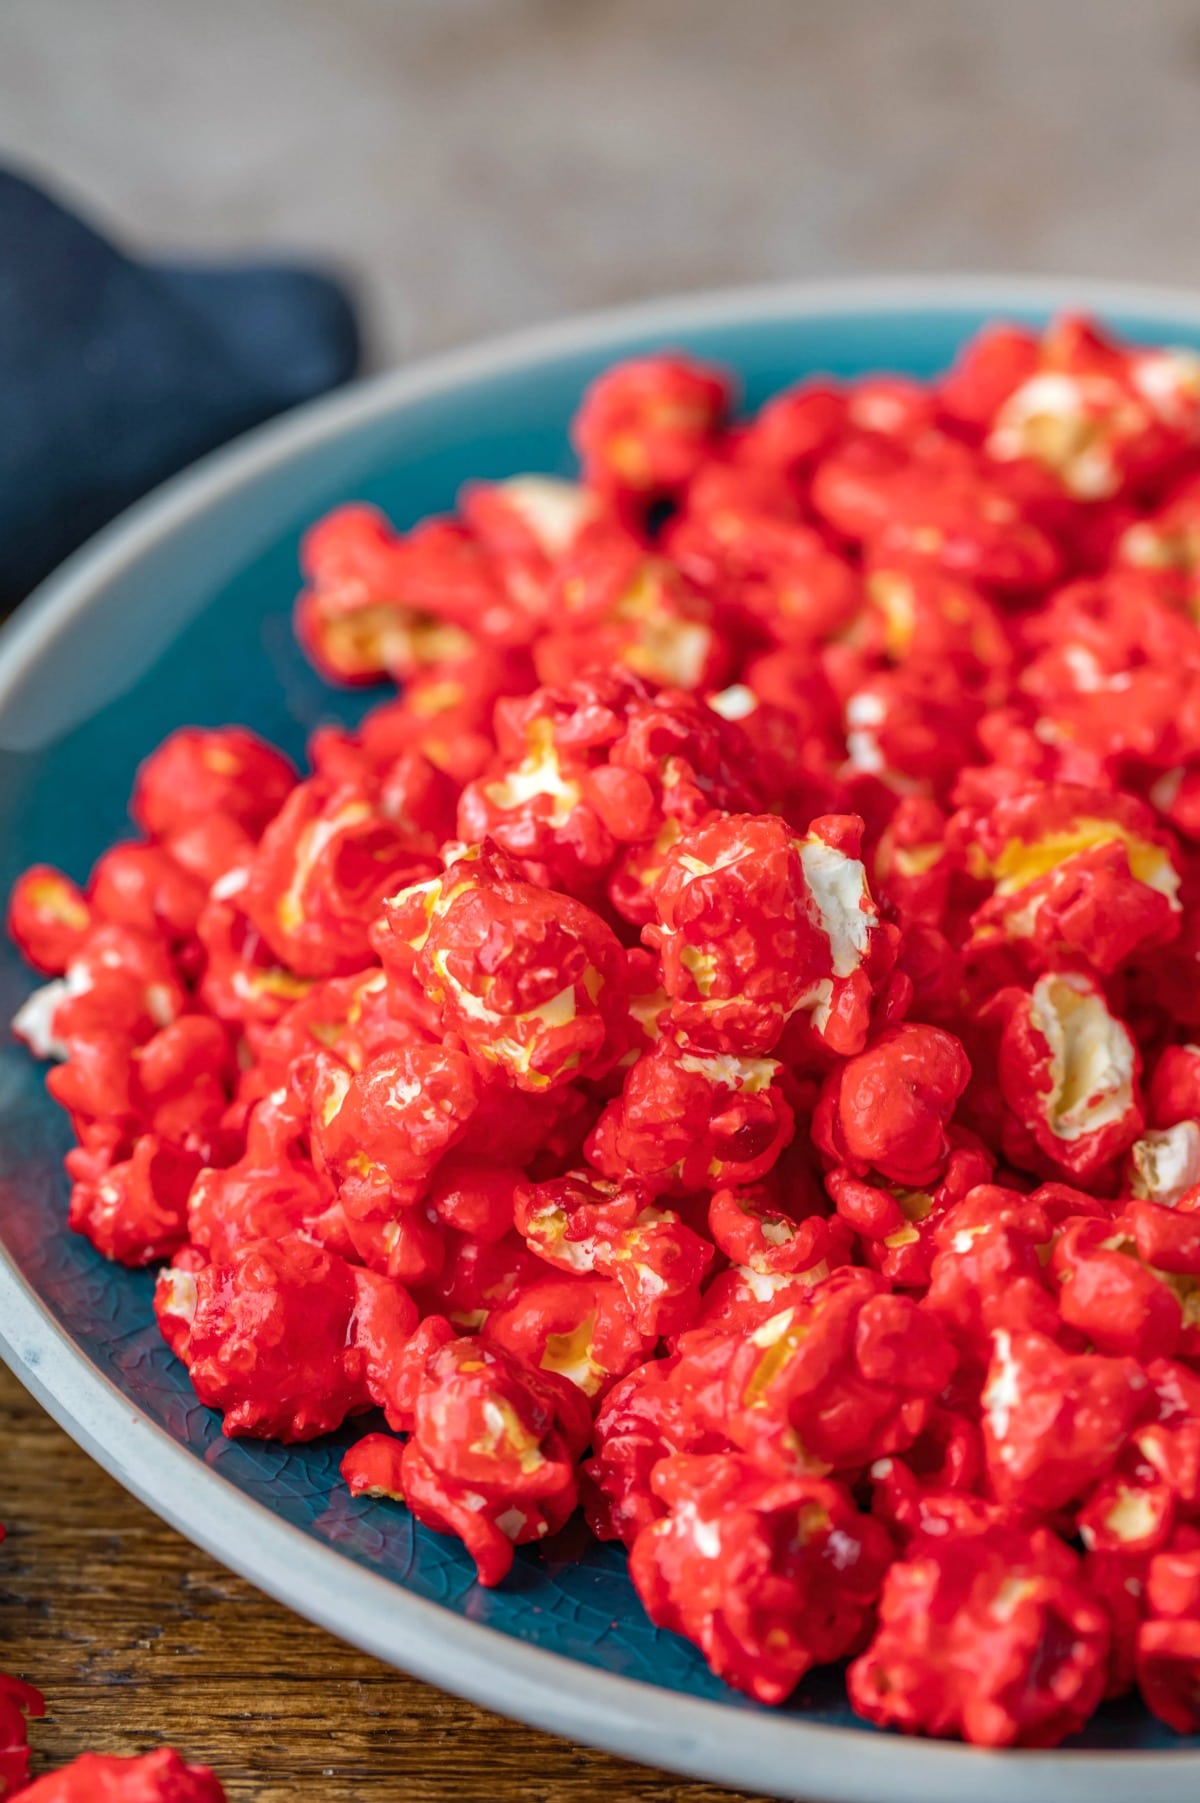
left=0, top=167, right=362, bottom=606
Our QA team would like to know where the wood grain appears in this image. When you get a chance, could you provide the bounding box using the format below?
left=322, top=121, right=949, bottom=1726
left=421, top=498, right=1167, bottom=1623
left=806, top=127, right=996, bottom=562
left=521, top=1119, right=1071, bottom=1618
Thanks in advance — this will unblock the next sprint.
left=0, top=1360, right=770, bottom=1802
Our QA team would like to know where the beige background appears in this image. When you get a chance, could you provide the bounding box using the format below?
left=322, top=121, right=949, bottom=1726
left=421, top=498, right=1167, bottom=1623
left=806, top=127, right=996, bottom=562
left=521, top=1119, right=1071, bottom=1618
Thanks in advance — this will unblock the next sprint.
left=3, top=0, right=1200, bottom=366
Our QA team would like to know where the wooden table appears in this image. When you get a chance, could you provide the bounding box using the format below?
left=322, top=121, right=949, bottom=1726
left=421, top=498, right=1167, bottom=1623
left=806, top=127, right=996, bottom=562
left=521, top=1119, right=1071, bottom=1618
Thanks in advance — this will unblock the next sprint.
left=0, top=1360, right=768, bottom=1801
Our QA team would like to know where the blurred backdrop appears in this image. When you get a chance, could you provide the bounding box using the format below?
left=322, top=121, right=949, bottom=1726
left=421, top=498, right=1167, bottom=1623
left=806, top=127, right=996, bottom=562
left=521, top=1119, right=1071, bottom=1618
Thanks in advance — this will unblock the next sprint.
left=5, top=0, right=1200, bottom=368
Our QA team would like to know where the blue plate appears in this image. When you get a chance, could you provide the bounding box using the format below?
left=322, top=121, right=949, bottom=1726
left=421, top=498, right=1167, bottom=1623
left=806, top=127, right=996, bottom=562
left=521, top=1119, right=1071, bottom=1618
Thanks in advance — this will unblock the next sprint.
left=4, top=278, right=1200, bottom=1802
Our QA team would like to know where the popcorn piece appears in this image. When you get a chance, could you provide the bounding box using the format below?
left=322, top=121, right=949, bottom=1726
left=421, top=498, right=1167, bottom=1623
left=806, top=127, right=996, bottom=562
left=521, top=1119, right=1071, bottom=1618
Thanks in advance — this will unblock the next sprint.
left=630, top=1452, right=891, bottom=1704
left=6, top=864, right=92, bottom=974
left=848, top=1524, right=1110, bottom=1746
left=814, top=1024, right=971, bottom=1189
left=586, top=1037, right=795, bottom=1195
left=981, top=1329, right=1149, bottom=1511
left=648, top=812, right=882, bottom=1056
left=154, top=1235, right=375, bottom=1441
left=243, top=776, right=439, bottom=979
left=132, top=726, right=296, bottom=840
left=383, top=844, right=628, bottom=1092
left=572, top=354, right=730, bottom=500
left=394, top=1330, right=590, bottom=1585
left=18, top=1750, right=227, bottom=1802
left=995, top=972, right=1143, bottom=1181
left=514, top=1169, right=713, bottom=1336
left=0, top=1671, right=44, bottom=1802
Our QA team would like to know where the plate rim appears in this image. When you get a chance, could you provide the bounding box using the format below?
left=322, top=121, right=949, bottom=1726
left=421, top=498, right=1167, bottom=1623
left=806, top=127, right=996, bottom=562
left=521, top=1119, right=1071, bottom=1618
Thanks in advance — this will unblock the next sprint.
left=6, top=272, right=1200, bottom=1801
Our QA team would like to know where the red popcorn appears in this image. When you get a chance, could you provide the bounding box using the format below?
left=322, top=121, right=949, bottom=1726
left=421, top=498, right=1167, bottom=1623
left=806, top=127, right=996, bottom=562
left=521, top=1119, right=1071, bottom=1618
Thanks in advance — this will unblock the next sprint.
left=456, top=668, right=761, bottom=904
left=514, top=1169, right=713, bottom=1335
left=0, top=1671, right=44, bottom=1801
left=315, top=644, right=526, bottom=788
left=296, top=505, right=536, bottom=687
left=87, top=842, right=209, bottom=947
left=535, top=526, right=729, bottom=694
left=707, top=1176, right=848, bottom=1281
left=1115, top=485, right=1200, bottom=675
left=346, top=1265, right=422, bottom=1421
left=312, top=1043, right=482, bottom=1261
left=812, top=430, right=1062, bottom=595
left=572, top=354, right=730, bottom=500
left=132, top=725, right=296, bottom=840
left=1134, top=1529, right=1200, bottom=1730
left=587, top=1036, right=795, bottom=1194
left=17, top=922, right=185, bottom=1060
left=922, top=1182, right=1107, bottom=1355
left=976, top=315, right=1200, bottom=500
left=24, top=1005, right=229, bottom=1207
left=981, top=1328, right=1149, bottom=1510
left=867, top=1412, right=988, bottom=1541
left=630, top=1453, right=891, bottom=1704
left=1007, top=575, right=1200, bottom=793
left=693, top=1246, right=851, bottom=1337
left=185, top=1075, right=326, bottom=1251
left=18, top=1750, right=226, bottom=1802
left=1138, top=1619, right=1200, bottom=1732
left=813, top=1023, right=971, bottom=1188
left=1147, top=1043, right=1200, bottom=1128
left=1051, top=1213, right=1185, bottom=1361
left=69, top=1134, right=201, bottom=1267
left=1078, top=1473, right=1176, bottom=1558
left=394, top=1330, right=589, bottom=1584
left=960, top=782, right=1182, bottom=974
left=937, top=320, right=1044, bottom=435
left=24, top=315, right=1200, bottom=1747
left=420, top=1231, right=544, bottom=1337
left=461, top=475, right=602, bottom=596
left=853, top=566, right=1013, bottom=703
left=163, top=811, right=254, bottom=890
left=341, top=1430, right=407, bottom=1501
left=583, top=1355, right=696, bottom=1546
left=873, top=795, right=953, bottom=929
left=665, top=467, right=860, bottom=650
left=719, top=1267, right=957, bottom=1477
left=427, top=1156, right=521, bottom=1243
left=132, top=1015, right=232, bottom=1151
left=1131, top=1359, right=1200, bottom=1511
left=154, top=1234, right=374, bottom=1440
left=848, top=1524, right=1110, bottom=1746
left=839, top=667, right=984, bottom=799
left=694, top=1160, right=855, bottom=1331
left=244, top=966, right=428, bottom=1095
left=733, top=379, right=846, bottom=476
left=993, top=971, right=1143, bottom=1181
left=242, top=776, right=439, bottom=979
left=383, top=844, right=627, bottom=1091
left=193, top=884, right=311, bottom=1031
left=825, top=1133, right=993, bottom=1289
left=483, top=1272, right=655, bottom=1400
left=455, top=717, right=612, bottom=896
left=647, top=812, right=882, bottom=1056
left=6, top=864, right=92, bottom=974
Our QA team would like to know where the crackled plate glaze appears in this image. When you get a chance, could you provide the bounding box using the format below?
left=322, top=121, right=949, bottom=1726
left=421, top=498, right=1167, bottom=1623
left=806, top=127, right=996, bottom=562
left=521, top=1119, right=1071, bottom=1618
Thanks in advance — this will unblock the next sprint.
left=6, top=279, right=1200, bottom=1803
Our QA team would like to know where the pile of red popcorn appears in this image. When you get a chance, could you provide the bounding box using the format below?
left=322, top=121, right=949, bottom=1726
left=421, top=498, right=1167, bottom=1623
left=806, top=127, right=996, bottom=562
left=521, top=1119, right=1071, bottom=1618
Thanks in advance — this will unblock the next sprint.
left=15, top=313, right=1200, bottom=1754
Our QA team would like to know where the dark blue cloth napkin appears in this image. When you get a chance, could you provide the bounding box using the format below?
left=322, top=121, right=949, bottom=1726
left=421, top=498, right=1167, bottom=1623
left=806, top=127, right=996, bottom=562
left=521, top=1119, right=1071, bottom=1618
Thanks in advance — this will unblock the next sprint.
left=0, top=168, right=362, bottom=607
